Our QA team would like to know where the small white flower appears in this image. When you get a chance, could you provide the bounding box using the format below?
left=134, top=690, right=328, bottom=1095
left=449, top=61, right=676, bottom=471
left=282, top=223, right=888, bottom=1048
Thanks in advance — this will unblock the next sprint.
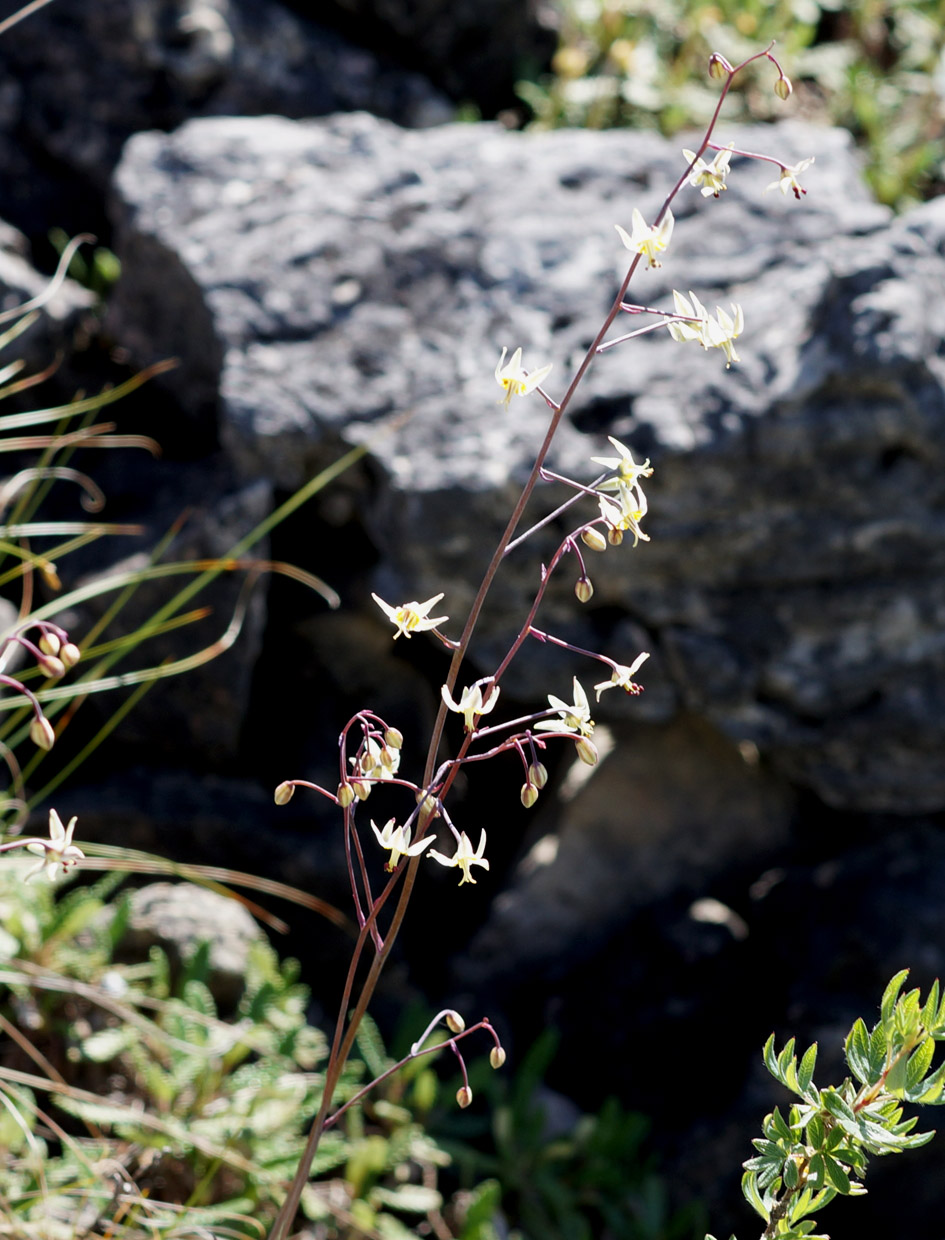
left=429, top=830, right=490, bottom=885
left=682, top=143, right=734, bottom=198
left=615, top=208, right=674, bottom=268
left=535, top=678, right=595, bottom=738
left=667, top=290, right=743, bottom=367
left=495, top=347, right=553, bottom=407
left=598, top=483, right=649, bottom=546
left=24, top=809, right=83, bottom=884
left=765, top=157, right=814, bottom=200
left=371, top=818, right=434, bottom=871
left=441, top=681, right=500, bottom=733
left=591, top=436, right=653, bottom=489
left=594, top=651, right=650, bottom=700
left=372, top=592, right=448, bottom=640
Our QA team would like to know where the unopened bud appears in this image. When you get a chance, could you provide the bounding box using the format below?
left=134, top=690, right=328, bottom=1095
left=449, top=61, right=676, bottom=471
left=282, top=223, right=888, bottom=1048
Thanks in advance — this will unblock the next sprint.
left=521, top=783, right=539, bottom=808
left=576, top=737, right=599, bottom=767
left=490, top=1046, right=507, bottom=1070
left=581, top=526, right=607, bottom=553
left=416, top=791, right=439, bottom=820
left=274, top=781, right=295, bottom=806
left=38, top=632, right=61, bottom=657
left=379, top=746, right=395, bottom=769
left=445, top=1010, right=465, bottom=1034
left=774, top=74, right=792, bottom=100
left=60, top=643, right=81, bottom=669
left=337, top=781, right=355, bottom=807
left=352, top=779, right=371, bottom=801
left=40, top=562, right=61, bottom=591
left=607, top=527, right=624, bottom=546
left=30, top=716, right=55, bottom=751
left=38, top=655, right=65, bottom=679
left=708, top=52, right=734, bottom=79
left=385, top=727, right=404, bottom=749
left=528, top=762, right=548, bottom=789
left=456, top=1086, right=473, bottom=1109
left=575, top=578, right=594, bottom=604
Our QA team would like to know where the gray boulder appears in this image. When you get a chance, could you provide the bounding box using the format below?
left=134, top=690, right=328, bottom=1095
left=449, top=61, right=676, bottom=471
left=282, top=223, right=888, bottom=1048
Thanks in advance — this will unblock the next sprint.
left=107, top=111, right=944, bottom=823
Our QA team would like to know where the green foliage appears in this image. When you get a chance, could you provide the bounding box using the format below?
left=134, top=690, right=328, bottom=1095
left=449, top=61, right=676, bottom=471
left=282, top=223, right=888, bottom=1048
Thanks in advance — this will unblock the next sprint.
left=435, top=1029, right=703, bottom=1240
left=49, top=226, right=121, bottom=301
left=524, top=0, right=945, bottom=207
left=737, top=970, right=945, bottom=1240
left=0, top=868, right=490, bottom=1238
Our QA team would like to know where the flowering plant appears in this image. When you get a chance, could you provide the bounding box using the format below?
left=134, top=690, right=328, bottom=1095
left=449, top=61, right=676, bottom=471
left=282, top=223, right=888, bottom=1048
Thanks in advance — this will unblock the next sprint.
left=265, top=42, right=826, bottom=1240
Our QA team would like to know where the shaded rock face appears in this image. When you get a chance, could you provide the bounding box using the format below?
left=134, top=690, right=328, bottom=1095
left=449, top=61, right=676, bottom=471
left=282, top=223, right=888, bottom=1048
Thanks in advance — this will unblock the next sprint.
left=108, top=112, right=945, bottom=818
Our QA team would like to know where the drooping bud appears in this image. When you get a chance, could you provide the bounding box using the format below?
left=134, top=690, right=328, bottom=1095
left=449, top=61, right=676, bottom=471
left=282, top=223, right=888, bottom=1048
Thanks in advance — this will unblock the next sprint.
left=60, top=643, right=81, bottom=670
left=521, top=783, right=539, bottom=809
left=416, top=791, right=439, bottom=820
left=379, top=745, right=395, bottom=769
left=490, top=1046, right=507, bottom=1070
left=30, top=716, right=55, bottom=751
left=456, top=1086, right=473, bottom=1109
left=528, top=762, right=548, bottom=789
left=581, top=526, right=607, bottom=553
left=38, top=632, right=61, bottom=657
left=575, top=578, right=594, bottom=604
left=445, top=1010, right=465, bottom=1034
left=38, top=655, right=65, bottom=679
left=336, top=781, right=355, bottom=807
left=708, top=52, right=733, bottom=79
left=385, top=726, right=404, bottom=749
left=352, top=779, right=371, bottom=801
left=774, top=74, right=792, bottom=100
left=576, top=737, right=599, bottom=767
left=607, top=527, right=624, bottom=546
left=274, top=781, right=295, bottom=806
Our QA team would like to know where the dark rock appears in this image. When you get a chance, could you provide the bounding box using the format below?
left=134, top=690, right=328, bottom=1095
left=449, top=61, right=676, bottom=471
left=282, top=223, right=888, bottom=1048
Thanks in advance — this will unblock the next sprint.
left=0, top=0, right=450, bottom=244
left=107, top=112, right=945, bottom=816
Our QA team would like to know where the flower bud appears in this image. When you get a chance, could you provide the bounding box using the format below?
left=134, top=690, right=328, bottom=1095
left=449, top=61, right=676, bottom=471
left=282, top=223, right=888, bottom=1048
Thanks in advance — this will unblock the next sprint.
left=581, top=526, right=607, bottom=553
left=456, top=1085, right=473, bottom=1109
left=60, top=643, right=81, bottom=669
left=607, top=527, right=624, bottom=546
left=521, top=783, right=539, bottom=808
left=445, top=1010, right=465, bottom=1034
left=38, top=632, right=61, bottom=657
left=352, top=779, right=371, bottom=801
left=416, top=791, right=439, bottom=820
left=576, top=737, right=599, bottom=767
left=528, top=762, right=548, bottom=789
left=30, top=715, right=55, bottom=751
left=708, top=52, right=734, bottom=79
left=490, top=1046, right=507, bottom=1070
left=379, top=745, right=395, bottom=769
left=775, top=74, right=792, bottom=100
left=385, top=726, right=404, bottom=749
left=574, top=578, right=594, bottom=604
left=274, top=781, right=295, bottom=805
left=38, top=655, right=65, bottom=679
left=336, top=781, right=355, bottom=807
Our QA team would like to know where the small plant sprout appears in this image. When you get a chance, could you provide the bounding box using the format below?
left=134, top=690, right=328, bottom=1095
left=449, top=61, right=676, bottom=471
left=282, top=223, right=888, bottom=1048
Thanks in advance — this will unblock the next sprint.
left=268, top=42, right=823, bottom=1240
left=494, top=346, right=553, bottom=407
left=371, top=591, right=450, bottom=641
left=429, top=829, right=490, bottom=885
left=615, top=208, right=674, bottom=268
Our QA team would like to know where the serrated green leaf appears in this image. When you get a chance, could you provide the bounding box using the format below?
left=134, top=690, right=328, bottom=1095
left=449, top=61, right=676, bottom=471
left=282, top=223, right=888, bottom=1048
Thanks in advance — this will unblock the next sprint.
left=845, top=1019, right=871, bottom=1085
left=797, top=1043, right=817, bottom=1095
left=821, top=1090, right=856, bottom=1124
left=904, top=1036, right=935, bottom=1092
left=783, top=1156, right=799, bottom=1189
left=821, top=1155, right=851, bottom=1194
left=912, top=1059, right=945, bottom=1104
left=806, top=1114, right=824, bottom=1150
left=881, top=970, right=910, bottom=1024
left=808, top=1152, right=825, bottom=1188
left=763, top=1034, right=779, bottom=1081
left=920, top=979, right=940, bottom=1029
left=769, top=1107, right=793, bottom=1142
left=741, top=1170, right=770, bottom=1221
